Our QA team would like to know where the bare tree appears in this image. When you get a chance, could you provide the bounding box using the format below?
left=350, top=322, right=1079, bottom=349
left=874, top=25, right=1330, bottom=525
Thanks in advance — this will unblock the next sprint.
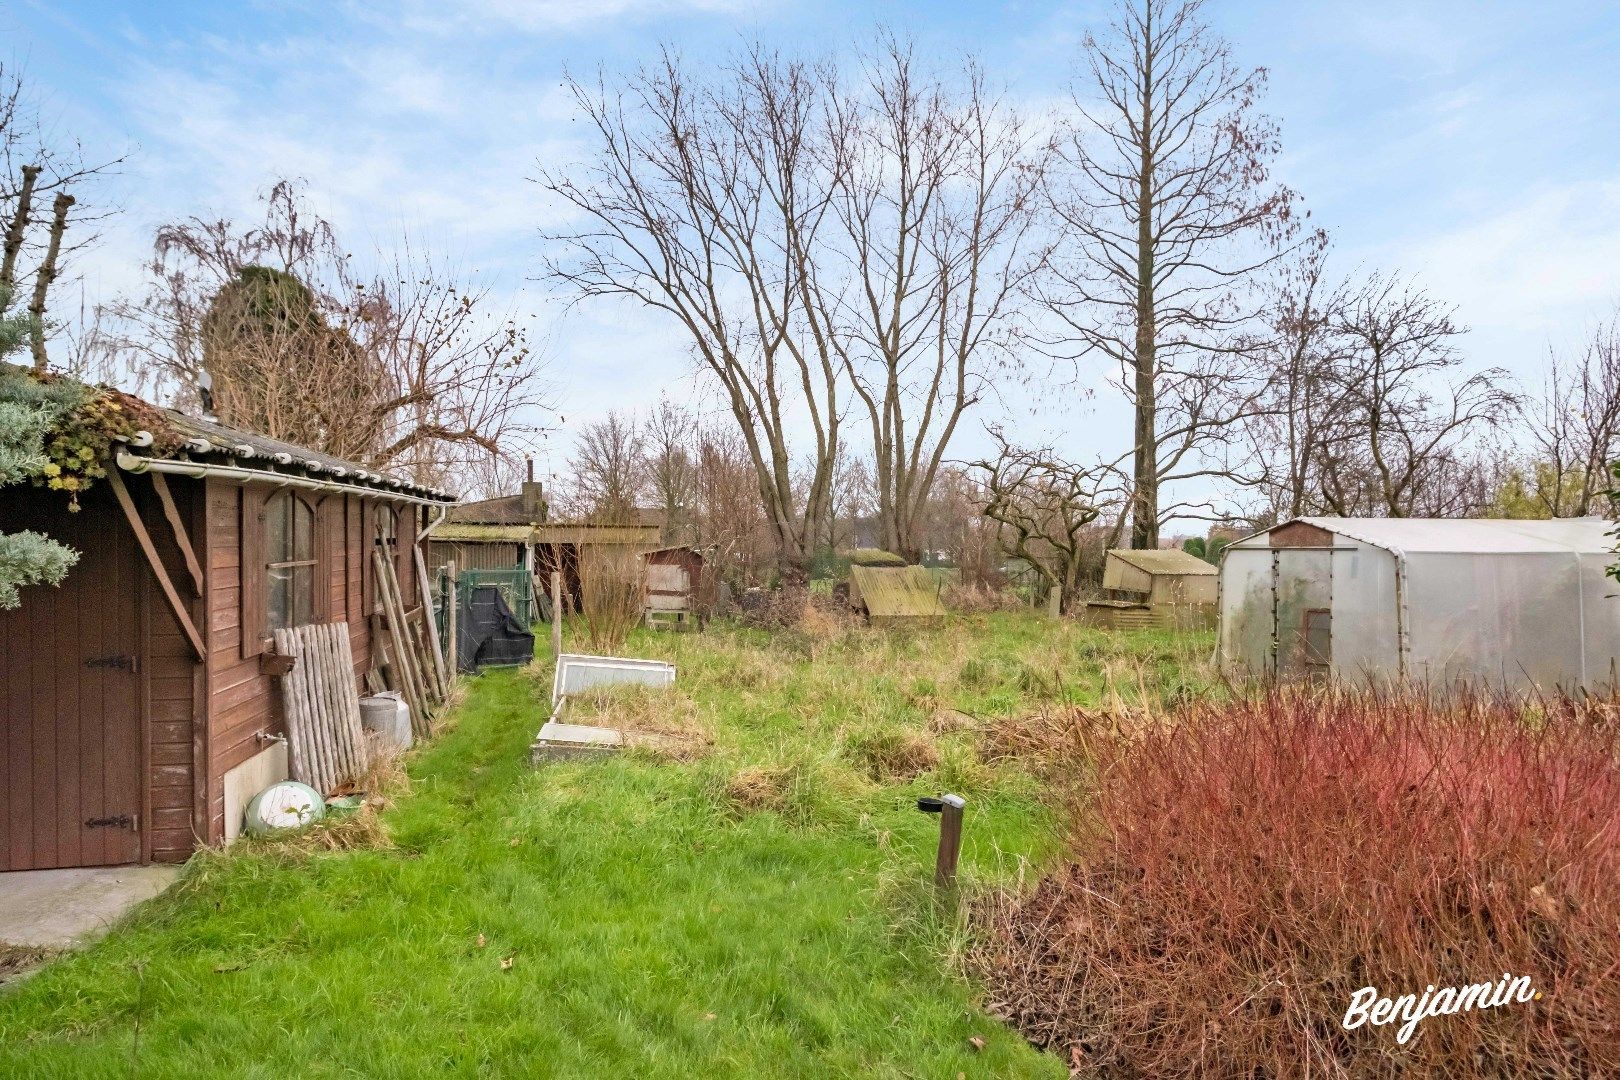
left=96, top=181, right=550, bottom=488
left=1514, top=314, right=1620, bottom=517
left=544, top=38, right=1045, bottom=572
left=544, top=48, right=843, bottom=582
left=915, top=464, right=1003, bottom=586
left=829, top=39, right=1050, bottom=560
left=571, top=410, right=646, bottom=519
left=692, top=422, right=776, bottom=588
left=0, top=62, right=122, bottom=372
left=1236, top=235, right=1346, bottom=523
left=827, top=449, right=876, bottom=552
left=1316, top=276, right=1511, bottom=517
left=1044, top=0, right=1300, bottom=547
left=972, top=430, right=1128, bottom=613
left=644, top=397, right=699, bottom=543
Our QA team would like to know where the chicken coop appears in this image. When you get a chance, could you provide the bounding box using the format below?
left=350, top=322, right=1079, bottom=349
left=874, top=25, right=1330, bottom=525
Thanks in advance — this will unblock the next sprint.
left=1085, top=548, right=1218, bottom=629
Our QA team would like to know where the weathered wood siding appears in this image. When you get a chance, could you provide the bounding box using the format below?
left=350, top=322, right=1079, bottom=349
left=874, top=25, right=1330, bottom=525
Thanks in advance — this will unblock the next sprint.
left=141, top=475, right=205, bottom=863
left=0, top=477, right=202, bottom=868
left=204, top=478, right=269, bottom=842
left=428, top=539, right=526, bottom=573
left=1269, top=521, right=1335, bottom=547
left=203, top=484, right=416, bottom=842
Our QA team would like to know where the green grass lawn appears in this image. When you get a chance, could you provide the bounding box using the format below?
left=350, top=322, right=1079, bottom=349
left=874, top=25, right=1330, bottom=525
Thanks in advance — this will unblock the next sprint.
left=0, top=613, right=1211, bottom=1079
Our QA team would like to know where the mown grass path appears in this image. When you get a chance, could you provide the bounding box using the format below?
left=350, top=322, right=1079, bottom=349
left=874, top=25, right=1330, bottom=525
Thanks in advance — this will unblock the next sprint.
left=0, top=616, right=1206, bottom=1078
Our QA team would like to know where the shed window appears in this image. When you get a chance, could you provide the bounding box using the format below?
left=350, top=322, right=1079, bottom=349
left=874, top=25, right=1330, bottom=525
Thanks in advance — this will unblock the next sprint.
left=267, top=491, right=318, bottom=633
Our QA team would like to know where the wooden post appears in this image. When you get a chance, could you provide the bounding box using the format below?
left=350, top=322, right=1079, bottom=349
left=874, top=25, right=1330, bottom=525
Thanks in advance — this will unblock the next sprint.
left=374, top=547, right=427, bottom=730
left=446, top=560, right=459, bottom=678
left=550, top=570, right=562, bottom=661
left=413, top=545, right=450, bottom=699
left=935, top=794, right=965, bottom=889
left=106, top=467, right=205, bottom=659
left=150, top=472, right=204, bottom=594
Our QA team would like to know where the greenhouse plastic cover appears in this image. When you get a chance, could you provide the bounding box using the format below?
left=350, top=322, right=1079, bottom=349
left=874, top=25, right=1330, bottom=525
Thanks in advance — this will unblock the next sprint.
left=1283, top=516, right=1614, bottom=555
left=1221, top=517, right=1620, bottom=690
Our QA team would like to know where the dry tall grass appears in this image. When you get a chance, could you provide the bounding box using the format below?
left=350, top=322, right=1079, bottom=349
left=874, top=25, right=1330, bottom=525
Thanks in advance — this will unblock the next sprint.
left=580, top=546, right=644, bottom=652
left=971, top=686, right=1620, bottom=1077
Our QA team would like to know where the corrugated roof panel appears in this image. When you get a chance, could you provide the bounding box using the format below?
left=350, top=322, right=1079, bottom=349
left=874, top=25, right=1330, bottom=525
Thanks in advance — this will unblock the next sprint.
left=850, top=565, right=946, bottom=620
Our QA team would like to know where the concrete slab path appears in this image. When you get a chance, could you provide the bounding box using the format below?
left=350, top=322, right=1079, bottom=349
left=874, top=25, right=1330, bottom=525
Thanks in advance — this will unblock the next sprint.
left=0, top=865, right=180, bottom=949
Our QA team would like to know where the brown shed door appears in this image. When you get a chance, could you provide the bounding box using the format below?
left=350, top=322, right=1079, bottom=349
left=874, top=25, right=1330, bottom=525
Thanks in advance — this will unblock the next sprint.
left=0, top=493, right=143, bottom=871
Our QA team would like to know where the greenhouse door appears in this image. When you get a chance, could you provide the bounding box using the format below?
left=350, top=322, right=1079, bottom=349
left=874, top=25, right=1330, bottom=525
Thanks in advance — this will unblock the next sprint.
left=1273, top=549, right=1332, bottom=678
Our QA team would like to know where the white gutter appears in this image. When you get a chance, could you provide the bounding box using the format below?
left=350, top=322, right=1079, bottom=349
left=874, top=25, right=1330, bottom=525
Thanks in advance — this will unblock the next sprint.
left=116, top=449, right=457, bottom=508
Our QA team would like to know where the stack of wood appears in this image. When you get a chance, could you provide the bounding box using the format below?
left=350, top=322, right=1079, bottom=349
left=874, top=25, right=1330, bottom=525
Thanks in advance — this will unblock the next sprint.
left=273, top=622, right=369, bottom=795
left=367, top=547, right=453, bottom=739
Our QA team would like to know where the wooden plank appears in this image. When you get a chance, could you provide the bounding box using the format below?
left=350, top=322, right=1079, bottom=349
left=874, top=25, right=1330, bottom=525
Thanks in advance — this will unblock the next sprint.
left=107, top=468, right=205, bottom=660
left=374, top=548, right=427, bottom=732
left=551, top=570, right=562, bottom=661
left=240, top=486, right=267, bottom=658
left=446, top=562, right=459, bottom=678
left=413, top=545, right=450, bottom=699
left=274, top=622, right=369, bottom=794
left=150, top=472, right=204, bottom=595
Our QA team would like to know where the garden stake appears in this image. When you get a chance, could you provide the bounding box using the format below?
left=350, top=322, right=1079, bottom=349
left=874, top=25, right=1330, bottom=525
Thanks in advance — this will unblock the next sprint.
left=551, top=570, right=563, bottom=660
left=917, top=793, right=966, bottom=889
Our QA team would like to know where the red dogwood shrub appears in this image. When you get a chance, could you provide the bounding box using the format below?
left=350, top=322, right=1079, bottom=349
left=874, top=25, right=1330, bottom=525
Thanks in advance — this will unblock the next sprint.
left=973, top=688, right=1620, bottom=1076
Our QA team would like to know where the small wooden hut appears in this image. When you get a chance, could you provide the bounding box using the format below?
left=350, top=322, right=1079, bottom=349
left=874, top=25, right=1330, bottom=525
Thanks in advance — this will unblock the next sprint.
left=641, top=546, right=705, bottom=629
left=1, top=381, right=456, bottom=870
left=1085, top=548, right=1218, bottom=630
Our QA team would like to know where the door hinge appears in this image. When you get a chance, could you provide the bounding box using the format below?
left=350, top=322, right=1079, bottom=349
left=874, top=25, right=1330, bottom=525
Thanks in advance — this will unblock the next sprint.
left=85, top=814, right=138, bottom=831
left=85, top=653, right=138, bottom=673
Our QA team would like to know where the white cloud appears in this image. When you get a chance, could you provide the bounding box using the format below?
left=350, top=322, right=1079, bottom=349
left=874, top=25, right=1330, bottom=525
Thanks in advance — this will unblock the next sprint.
left=377, top=0, right=767, bottom=35
left=1389, top=180, right=1620, bottom=367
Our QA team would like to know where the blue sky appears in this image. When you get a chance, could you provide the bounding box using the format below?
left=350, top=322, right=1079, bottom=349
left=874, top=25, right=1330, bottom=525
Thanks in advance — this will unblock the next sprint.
left=10, top=0, right=1620, bottom=500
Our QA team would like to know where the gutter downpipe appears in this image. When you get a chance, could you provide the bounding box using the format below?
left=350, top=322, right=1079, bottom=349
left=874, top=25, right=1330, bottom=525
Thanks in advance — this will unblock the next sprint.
left=116, top=450, right=457, bottom=510
left=418, top=502, right=450, bottom=544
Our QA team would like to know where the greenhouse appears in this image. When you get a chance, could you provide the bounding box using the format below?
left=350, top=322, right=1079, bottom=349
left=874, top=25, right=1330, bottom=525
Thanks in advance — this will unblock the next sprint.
left=1218, top=517, right=1620, bottom=691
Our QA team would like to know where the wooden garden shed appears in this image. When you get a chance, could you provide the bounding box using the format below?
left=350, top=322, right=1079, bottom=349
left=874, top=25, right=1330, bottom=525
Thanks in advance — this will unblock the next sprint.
left=642, top=546, right=705, bottom=629
left=0, top=392, right=455, bottom=871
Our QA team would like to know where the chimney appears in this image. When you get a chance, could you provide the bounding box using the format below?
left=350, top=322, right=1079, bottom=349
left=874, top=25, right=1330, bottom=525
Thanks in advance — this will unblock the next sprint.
left=521, top=457, right=546, bottom=522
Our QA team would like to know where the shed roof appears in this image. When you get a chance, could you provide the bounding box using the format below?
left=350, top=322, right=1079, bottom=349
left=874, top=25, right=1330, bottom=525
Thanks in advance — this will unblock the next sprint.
left=850, top=565, right=946, bottom=620
left=128, top=407, right=455, bottom=503
left=452, top=493, right=534, bottom=524
left=533, top=522, right=661, bottom=546
left=434, top=523, right=534, bottom=543
left=1106, top=548, right=1217, bottom=575
left=1243, top=517, right=1618, bottom=556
